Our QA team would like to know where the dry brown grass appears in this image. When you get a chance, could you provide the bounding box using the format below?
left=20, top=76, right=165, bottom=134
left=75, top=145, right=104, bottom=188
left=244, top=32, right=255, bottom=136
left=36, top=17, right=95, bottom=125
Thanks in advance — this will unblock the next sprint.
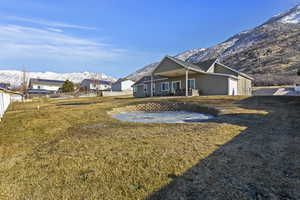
left=0, top=96, right=299, bottom=199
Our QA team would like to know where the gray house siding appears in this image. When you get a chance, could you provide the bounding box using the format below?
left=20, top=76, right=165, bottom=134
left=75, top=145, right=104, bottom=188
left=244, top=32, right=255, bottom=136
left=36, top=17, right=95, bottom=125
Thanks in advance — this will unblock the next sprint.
left=112, top=82, right=121, bottom=91
left=237, top=75, right=252, bottom=95
left=153, top=58, right=184, bottom=74
left=134, top=85, right=146, bottom=97
left=133, top=73, right=230, bottom=97
left=196, top=74, right=229, bottom=95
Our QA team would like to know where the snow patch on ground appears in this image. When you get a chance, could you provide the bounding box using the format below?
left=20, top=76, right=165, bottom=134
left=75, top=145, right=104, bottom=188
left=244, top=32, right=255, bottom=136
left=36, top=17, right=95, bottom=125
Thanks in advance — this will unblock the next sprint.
left=112, top=111, right=214, bottom=123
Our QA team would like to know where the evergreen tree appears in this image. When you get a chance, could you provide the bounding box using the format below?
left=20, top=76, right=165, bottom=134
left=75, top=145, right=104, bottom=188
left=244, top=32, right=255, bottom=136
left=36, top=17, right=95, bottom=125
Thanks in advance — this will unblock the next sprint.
left=61, top=80, right=74, bottom=93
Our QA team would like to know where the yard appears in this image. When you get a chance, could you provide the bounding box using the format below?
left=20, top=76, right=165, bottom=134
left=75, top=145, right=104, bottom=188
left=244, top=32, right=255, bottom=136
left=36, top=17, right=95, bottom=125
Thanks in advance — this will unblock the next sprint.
left=0, top=96, right=299, bottom=199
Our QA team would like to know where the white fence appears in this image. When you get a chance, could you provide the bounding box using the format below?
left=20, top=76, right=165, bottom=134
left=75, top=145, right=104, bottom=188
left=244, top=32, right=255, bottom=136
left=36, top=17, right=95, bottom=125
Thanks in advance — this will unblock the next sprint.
left=0, top=92, right=11, bottom=121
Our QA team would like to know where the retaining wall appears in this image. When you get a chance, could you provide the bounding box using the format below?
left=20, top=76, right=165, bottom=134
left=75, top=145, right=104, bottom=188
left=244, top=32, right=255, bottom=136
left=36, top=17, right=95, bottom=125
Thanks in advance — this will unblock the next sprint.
left=109, top=102, right=219, bottom=116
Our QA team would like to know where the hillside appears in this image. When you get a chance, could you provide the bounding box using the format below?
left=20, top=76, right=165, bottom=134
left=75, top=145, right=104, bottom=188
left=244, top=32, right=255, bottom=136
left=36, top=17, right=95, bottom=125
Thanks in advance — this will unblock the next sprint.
left=0, top=70, right=116, bottom=87
left=128, top=4, right=300, bottom=85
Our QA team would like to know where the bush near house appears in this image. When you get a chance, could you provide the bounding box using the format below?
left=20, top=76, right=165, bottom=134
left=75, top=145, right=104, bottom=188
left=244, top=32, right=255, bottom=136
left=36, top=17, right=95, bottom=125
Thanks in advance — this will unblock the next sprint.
left=61, top=80, right=75, bottom=93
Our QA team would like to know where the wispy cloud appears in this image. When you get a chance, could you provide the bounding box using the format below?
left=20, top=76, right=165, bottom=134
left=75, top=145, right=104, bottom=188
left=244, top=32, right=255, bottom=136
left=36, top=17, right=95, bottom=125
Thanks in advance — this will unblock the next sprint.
left=0, top=24, right=123, bottom=62
left=3, top=16, right=97, bottom=31
left=46, top=27, right=63, bottom=33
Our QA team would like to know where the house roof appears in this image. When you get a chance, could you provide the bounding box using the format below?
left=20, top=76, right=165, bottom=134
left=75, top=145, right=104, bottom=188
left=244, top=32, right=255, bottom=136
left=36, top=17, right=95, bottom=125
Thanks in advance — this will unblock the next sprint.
left=165, top=56, right=206, bottom=73
left=195, top=59, right=218, bottom=72
left=216, top=62, right=254, bottom=80
left=81, top=79, right=112, bottom=85
left=155, top=56, right=253, bottom=80
left=29, top=78, right=65, bottom=86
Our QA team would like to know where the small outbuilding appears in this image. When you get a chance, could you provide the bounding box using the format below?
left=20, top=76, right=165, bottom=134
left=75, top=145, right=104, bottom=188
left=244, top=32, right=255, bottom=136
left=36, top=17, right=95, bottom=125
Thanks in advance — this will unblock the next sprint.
left=80, top=79, right=112, bottom=91
left=112, top=78, right=135, bottom=91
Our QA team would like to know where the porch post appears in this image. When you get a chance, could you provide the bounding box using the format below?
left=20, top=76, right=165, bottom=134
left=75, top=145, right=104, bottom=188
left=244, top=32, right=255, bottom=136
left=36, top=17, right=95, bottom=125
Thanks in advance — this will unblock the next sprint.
left=185, top=70, right=189, bottom=97
left=150, top=74, right=153, bottom=97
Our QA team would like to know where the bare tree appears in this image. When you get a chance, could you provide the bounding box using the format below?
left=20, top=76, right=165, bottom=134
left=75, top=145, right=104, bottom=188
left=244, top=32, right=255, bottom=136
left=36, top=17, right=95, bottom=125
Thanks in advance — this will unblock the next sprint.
left=21, top=68, right=28, bottom=94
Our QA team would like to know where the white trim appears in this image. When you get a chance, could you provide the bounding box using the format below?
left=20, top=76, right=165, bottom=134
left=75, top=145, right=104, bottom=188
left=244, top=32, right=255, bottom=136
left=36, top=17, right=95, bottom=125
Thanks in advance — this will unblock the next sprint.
left=186, top=70, right=189, bottom=96
left=160, top=82, right=170, bottom=92
left=150, top=75, right=153, bottom=97
left=171, top=81, right=181, bottom=92
left=143, top=78, right=168, bottom=83
left=188, top=78, right=196, bottom=89
left=228, top=78, right=238, bottom=96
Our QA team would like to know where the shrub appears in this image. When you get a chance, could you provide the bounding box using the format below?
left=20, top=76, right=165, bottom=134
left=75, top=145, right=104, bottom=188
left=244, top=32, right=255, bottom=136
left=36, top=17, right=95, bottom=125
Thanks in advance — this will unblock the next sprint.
left=61, top=80, right=75, bottom=93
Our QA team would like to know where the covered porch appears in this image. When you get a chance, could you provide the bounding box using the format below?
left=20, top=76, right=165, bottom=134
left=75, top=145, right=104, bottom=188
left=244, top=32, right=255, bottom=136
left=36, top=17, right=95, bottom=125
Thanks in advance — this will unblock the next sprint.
left=150, top=68, right=200, bottom=97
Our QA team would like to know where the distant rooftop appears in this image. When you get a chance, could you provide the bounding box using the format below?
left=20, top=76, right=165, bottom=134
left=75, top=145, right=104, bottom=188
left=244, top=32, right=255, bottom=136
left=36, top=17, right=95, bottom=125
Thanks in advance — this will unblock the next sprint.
left=29, top=78, right=65, bottom=86
left=81, top=79, right=112, bottom=85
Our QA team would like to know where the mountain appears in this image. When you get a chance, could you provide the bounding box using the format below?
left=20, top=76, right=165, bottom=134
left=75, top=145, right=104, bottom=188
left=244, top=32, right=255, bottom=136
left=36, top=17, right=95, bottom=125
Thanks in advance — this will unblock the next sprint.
left=0, top=70, right=116, bottom=87
left=127, top=4, right=300, bottom=85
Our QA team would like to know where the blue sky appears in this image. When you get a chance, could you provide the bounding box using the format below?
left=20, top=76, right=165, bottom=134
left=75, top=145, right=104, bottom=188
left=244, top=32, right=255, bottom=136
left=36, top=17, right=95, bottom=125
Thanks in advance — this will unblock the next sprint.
left=0, top=0, right=299, bottom=78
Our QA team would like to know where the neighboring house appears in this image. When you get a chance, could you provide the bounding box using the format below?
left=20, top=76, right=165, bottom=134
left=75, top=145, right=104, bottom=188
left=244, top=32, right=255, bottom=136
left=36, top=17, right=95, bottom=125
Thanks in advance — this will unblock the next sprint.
left=0, top=83, right=11, bottom=90
left=80, top=79, right=112, bottom=91
left=133, top=56, right=253, bottom=98
left=112, top=78, right=135, bottom=91
left=28, top=78, right=65, bottom=94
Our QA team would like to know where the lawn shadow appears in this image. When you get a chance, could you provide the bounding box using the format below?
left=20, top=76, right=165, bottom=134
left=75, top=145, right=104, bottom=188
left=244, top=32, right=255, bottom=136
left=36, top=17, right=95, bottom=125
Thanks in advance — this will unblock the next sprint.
left=56, top=102, right=96, bottom=106
left=146, top=96, right=300, bottom=200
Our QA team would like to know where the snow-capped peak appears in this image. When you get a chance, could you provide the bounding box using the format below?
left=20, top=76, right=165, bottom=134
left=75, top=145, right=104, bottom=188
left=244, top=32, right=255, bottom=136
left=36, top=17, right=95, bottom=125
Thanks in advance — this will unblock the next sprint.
left=0, top=70, right=116, bottom=87
left=267, top=4, right=300, bottom=25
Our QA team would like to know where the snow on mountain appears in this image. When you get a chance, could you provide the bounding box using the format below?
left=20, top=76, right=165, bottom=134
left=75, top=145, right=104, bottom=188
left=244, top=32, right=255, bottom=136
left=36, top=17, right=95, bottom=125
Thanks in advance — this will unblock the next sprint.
left=127, top=3, right=300, bottom=81
left=265, top=4, right=300, bottom=25
left=0, top=70, right=116, bottom=87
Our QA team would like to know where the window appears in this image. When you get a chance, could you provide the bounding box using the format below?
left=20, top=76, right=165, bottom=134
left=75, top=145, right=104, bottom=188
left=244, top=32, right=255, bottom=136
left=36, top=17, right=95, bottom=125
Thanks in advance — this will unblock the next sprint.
left=133, top=86, right=137, bottom=93
left=161, top=82, right=169, bottom=91
left=172, top=81, right=181, bottom=92
left=144, top=84, right=148, bottom=93
left=151, top=83, right=155, bottom=92
left=188, top=79, right=196, bottom=89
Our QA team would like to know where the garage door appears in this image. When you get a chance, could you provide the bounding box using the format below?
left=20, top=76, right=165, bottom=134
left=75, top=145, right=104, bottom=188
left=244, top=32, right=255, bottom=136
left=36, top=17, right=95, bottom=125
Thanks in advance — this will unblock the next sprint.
left=228, top=78, right=238, bottom=96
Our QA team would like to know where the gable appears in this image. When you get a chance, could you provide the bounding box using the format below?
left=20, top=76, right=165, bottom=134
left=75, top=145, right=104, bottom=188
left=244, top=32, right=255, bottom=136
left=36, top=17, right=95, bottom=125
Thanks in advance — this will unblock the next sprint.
left=213, top=63, right=238, bottom=76
left=195, top=59, right=218, bottom=72
left=153, top=57, right=185, bottom=74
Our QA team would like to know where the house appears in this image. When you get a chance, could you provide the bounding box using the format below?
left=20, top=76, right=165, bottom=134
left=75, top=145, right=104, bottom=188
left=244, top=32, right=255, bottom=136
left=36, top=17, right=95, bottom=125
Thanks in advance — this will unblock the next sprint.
left=132, top=56, right=253, bottom=98
left=0, top=83, right=11, bottom=90
left=28, top=78, right=65, bottom=94
left=112, top=78, right=135, bottom=91
left=80, top=79, right=112, bottom=91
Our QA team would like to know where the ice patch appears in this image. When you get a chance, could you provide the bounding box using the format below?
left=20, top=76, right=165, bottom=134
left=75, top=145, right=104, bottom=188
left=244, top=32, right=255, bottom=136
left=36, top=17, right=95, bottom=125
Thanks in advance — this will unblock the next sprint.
left=112, top=111, right=214, bottom=123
